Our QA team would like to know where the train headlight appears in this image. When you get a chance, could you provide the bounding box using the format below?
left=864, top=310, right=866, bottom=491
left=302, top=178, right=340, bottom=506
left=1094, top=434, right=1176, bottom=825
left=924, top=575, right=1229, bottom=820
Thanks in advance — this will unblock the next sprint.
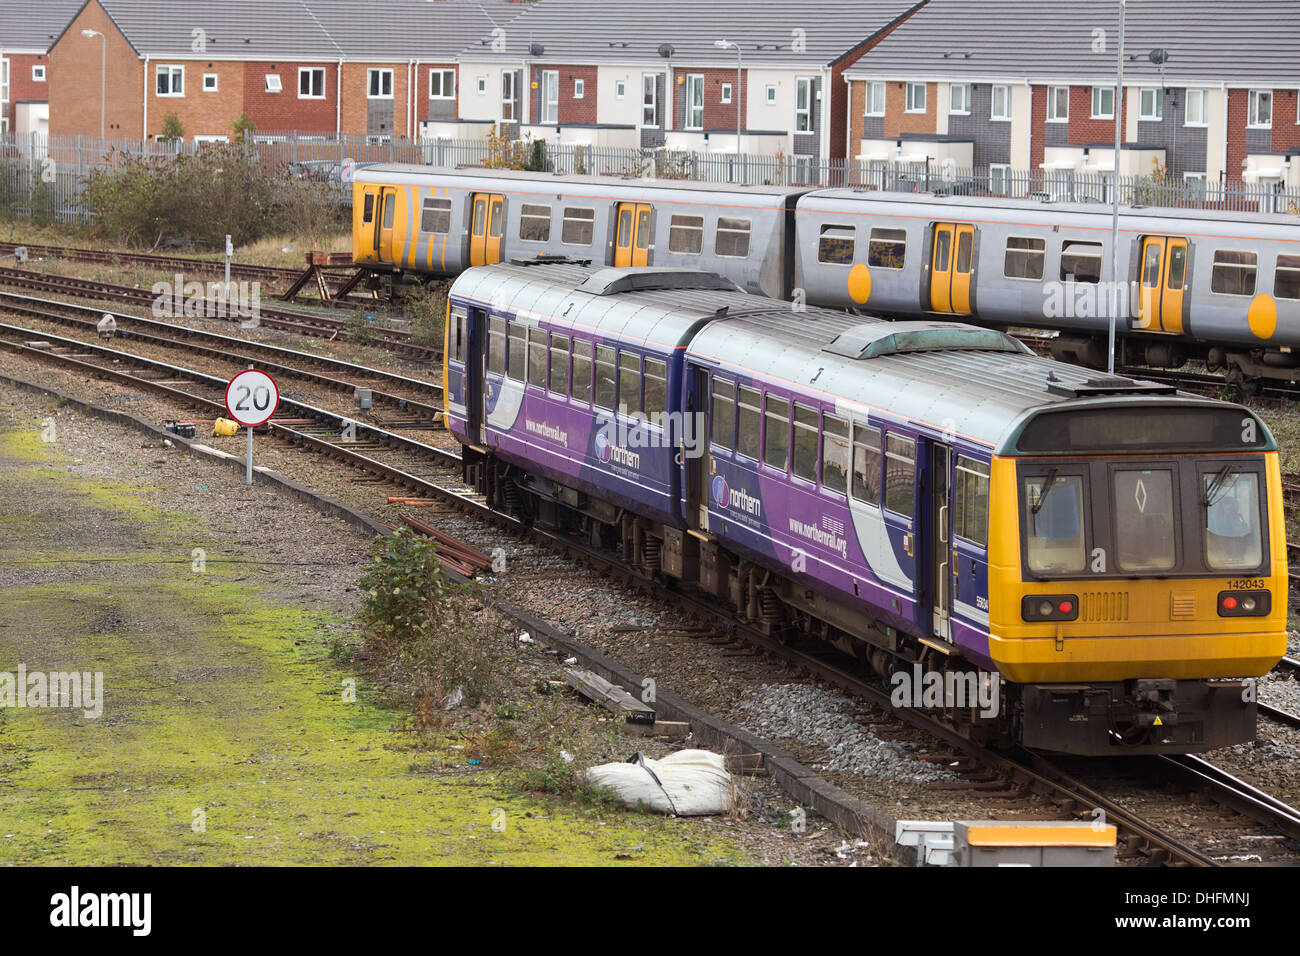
left=1218, top=590, right=1270, bottom=617
left=1022, top=594, right=1079, bottom=622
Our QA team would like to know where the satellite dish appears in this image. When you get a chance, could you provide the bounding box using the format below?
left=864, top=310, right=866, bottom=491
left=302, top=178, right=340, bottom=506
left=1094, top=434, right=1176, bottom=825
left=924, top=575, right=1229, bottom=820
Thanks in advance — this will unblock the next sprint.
left=658, top=43, right=675, bottom=58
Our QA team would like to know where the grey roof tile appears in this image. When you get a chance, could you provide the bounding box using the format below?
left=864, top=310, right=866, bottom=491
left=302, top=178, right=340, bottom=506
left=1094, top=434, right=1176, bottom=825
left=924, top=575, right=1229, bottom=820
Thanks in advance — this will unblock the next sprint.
left=0, top=0, right=86, bottom=52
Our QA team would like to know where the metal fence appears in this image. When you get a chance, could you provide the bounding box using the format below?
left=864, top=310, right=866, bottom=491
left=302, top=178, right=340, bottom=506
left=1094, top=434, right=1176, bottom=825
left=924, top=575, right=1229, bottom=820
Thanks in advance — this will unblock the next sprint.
left=3, top=130, right=1299, bottom=224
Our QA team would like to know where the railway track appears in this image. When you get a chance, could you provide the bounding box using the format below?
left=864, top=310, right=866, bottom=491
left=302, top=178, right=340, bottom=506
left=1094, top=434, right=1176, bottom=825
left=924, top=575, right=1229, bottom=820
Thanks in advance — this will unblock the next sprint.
left=5, top=324, right=1300, bottom=867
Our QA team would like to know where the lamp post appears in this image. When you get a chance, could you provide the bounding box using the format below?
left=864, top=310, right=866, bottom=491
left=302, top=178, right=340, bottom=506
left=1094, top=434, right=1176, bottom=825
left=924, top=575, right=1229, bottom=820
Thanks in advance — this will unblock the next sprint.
left=81, top=29, right=105, bottom=140
left=1107, top=1, right=1126, bottom=375
left=713, top=39, right=742, bottom=159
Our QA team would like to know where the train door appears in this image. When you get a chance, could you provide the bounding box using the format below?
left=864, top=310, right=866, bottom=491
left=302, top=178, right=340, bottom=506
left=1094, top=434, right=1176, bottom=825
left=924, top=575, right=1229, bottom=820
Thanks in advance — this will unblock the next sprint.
left=614, top=202, right=652, bottom=267
left=469, top=192, right=505, bottom=267
left=688, top=367, right=709, bottom=530
left=1136, top=236, right=1188, bottom=334
left=928, top=443, right=953, bottom=641
left=929, top=223, right=975, bottom=315
left=377, top=187, right=397, bottom=263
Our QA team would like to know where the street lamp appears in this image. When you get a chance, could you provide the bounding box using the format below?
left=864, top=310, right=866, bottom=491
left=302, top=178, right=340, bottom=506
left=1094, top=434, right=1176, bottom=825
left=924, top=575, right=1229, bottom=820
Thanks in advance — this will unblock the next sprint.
left=713, top=39, right=742, bottom=159
left=1106, top=1, right=1126, bottom=375
left=81, top=29, right=105, bottom=141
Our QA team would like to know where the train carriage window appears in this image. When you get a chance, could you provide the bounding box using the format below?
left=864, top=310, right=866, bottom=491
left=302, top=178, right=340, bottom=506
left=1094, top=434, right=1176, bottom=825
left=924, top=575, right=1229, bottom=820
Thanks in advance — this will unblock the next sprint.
left=594, top=345, right=616, bottom=410
left=1204, top=471, right=1263, bottom=571
left=572, top=339, right=592, bottom=404
left=669, top=215, right=704, bottom=255
left=1275, top=254, right=1300, bottom=300
left=884, top=435, right=915, bottom=518
left=420, top=198, right=451, bottom=234
left=1060, top=241, right=1102, bottom=283
left=1142, top=243, right=1162, bottom=288
left=1113, top=469, right=1176, bottom=572
left=818, top=225, right=855, bottom=265
left=822, top=414, right=849, bottom=496
left=1211, top=250, right=1258, bottom=296
left=711, top=378, right=735, bottom=451
left=1025, top=475, right=1086, bottom=574
left=851, top=424, right=882, bottom=505
left=955, top=230, right=973, bottom=273
left=449, top=307, right=467, bottom=363
left=1168, top=244, right=1187, bottom=290
left=954, top=456, right=990, bottom=547
left=715, top=218, right=752, bottom=258
left=867, top=228, right=906, bottom=269
left=618, top=351, right=642, bottom=415
left=362, top=194, right=375, bottom=224
left=764, top=395, right=791, bottom=472
left=618, top=209, right=632, bottom=248
left=548, top=333, right=570, bottom=397
left=487, top=317, right=506, bottom=375
left=507, top=322, right=525, bottom=382
left=1004, top=236, right=1045, bottom=280
left=527, top=327, right=547, bottom=389
left=644, top=358, right=667, bottom=419
left=561, top=207, right=595, bottom=245
left=488, top=200, right=503, bottom=239
left=736, top=386, right=761, bottom=460
left=520, top=203, right=552, bottom=242
left=792, top=404, right=819, bottom=482
left=636, top=208, right=652, bottom=250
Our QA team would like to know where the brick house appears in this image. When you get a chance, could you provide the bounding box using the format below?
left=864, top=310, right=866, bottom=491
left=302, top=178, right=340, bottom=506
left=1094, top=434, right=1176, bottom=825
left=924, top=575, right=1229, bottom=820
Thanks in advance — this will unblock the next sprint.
left=0, top=0, right=83, bottom=136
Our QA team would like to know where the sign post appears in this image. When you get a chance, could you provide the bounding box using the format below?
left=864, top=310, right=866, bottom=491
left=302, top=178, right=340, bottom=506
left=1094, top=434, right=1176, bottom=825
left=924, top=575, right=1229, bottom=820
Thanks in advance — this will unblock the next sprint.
left=224, top=367, right=280, bottom=486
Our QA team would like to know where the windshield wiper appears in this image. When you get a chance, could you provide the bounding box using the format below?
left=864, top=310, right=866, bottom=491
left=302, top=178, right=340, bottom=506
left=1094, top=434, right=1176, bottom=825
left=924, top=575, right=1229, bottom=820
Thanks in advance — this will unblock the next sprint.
left=1202, top=463, right=1236, bottom=507
left=1031, top=468, right=1058, bottom=515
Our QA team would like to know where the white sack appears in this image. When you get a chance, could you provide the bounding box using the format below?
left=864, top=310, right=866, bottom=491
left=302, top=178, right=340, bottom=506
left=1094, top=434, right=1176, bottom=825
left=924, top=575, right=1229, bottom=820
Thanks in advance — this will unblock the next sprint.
left=584, top=749, right=732, bottom=816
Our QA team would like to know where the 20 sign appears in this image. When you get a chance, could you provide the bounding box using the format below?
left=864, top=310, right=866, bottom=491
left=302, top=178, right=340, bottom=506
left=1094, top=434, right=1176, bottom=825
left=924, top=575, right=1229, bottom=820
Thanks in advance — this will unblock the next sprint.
left=224, top=369, right=280, bottom=427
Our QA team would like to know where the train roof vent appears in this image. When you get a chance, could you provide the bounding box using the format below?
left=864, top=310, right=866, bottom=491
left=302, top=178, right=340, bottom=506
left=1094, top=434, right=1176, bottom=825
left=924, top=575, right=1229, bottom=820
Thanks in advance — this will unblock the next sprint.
left=575, top=267, right=742, bottom=296
left=1046, top=375, right=1177, bottom=397
left=824, top=322, right=1031, bottom=360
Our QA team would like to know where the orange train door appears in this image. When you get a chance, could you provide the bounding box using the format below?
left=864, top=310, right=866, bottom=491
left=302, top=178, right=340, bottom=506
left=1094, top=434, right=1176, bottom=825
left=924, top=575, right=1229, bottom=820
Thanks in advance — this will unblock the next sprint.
left=930, top=222, right=975, bottom=315
left=614, top=202, right=652, bottom=267
left=377, top=187, right=397, bottom=263
left=469, top=192, right=505, bottom=267
left=1137, top=236, right=1188, bottom=334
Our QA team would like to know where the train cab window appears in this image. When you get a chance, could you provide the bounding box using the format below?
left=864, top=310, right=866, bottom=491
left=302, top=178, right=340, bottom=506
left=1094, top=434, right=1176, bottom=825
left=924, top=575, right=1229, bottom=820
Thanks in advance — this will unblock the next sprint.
left=420, top=198, right=452, bottom=234
left=507, top=322, right=526, bottom=382
left=1204, top=471, right=1263, bottom=571
left=822, top=414, right=849, bottom=496
left=818, top=225, right=855, bottom=265
left=1060, top=241, right=1102, bottom=283
left=644, top=358, right=667, bottom=418
left=1113, top=469, right=1176, bottom=572
left=619, top=352, right=642, bottom=415
left=520, top=203, right=552, bottom=242
left=715, top=218, right=752, bottom=258
left=594, top=345, right=617, bottom=410
left=1024, top=474, right=1086, bottom=574
left=549, top=333, right=570, bottom=397
left=763, top=395, right=791, bottom=471
left=883, top=435, right=915, bottom=518
left=792, top=404, right=819, bottom=482
left=527, top=328, right=547, bottom=389
left=954, top=456, right=990, bottom=547
left=867, top=228, right=906, bottom=269
left=669, top=215, right=704, bottom=254
left=736, top=386, right=761, bottom=460
left=711, top=378, right=736, bottom=451
left=362, top=194, right=375, bottom=224
left=487, top=317, right=506, bottom=375
left=572, top=339, right=592, bottom=404
left=1275, top=254, right=1300, bottom=299
left=1211, top=250, right=1258, bottom=296
left=851, top=424, right=882, bottom=505
left=1004, top=237, right=1045, bottom=280
left=562, top=207, right=595, bottom=245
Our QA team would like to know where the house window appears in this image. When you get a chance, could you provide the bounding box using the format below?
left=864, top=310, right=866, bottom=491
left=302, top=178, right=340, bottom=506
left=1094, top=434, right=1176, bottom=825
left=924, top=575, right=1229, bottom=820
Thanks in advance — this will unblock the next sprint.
left=1139, top=87, right=1162, bottom=121
left=574, top=78, right=584, bottom=99
left=1091, top=85, right=1114, bottom=119
left=429, top=69, right=455, bottom=99
left=991, top=84, right=1010, bottom=120
left=905, top=81, right=926, bottom=113
left=502, top=71, right=516, bottom=121
left=203, top=73, right=218, bottom=92
left=1047, top=86, right=1068, bottom=121
left=368, top=69, right=393, bottom=98
left=766, top=84, right=776, bottom=105
left=615, top=80, right=625, bottom=99
left=1248, top=89, right=1271, bottom=128
left=299, top=68, right=324, bottom=99
left=865, top=81, right=885, bottom=117
left=990, top=163, right=1011, bottom=196
left=265, top=74, right=282, bottom=93
left=721, top=82, right=732, bottom=104
left=642, top=73, right=658, bottom=127
left=796, top=77, right=814, bottom=132
left=541, top=70, right=558, bottom=123
left=0, top=58, right=9, bottom=134
left=156, top=65, right=184, bottom=97
left=1185, top=89, right=1207, bottom=126
left=32, top=65, right=45, bottom=82
left=685, top=74, right=704, bottom=129
left=950, top=83, right=970, bottom=115
left=477, top=76, right=486, bottom=94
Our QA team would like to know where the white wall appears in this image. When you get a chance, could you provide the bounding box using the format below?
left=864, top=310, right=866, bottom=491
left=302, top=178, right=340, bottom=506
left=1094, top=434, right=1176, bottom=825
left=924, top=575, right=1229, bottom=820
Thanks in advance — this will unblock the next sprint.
left=457, top=60, right=507, bottom=122
left=1010, top=83, right=1032, bottom=171
left=1205, top=86, right=1227, bottom=183
left=596, top=64, right=649, bottom=128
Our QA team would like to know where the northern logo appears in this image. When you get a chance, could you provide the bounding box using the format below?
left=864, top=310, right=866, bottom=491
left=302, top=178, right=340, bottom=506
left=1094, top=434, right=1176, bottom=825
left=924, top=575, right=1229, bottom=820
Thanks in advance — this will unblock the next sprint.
left=595, top=430, right=613, bottom=463
left=711, top=475, right=730, bottom=507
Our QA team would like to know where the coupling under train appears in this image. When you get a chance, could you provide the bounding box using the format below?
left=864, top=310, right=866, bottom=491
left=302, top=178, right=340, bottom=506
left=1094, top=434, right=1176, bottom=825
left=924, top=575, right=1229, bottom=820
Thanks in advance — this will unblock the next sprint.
left=353, top=164, right=1300, bottom=390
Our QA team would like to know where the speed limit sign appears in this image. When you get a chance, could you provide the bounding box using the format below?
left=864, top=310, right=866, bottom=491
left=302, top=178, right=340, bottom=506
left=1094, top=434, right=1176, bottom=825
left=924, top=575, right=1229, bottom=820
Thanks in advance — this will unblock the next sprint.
left=224, top=368, right=280, bottom=485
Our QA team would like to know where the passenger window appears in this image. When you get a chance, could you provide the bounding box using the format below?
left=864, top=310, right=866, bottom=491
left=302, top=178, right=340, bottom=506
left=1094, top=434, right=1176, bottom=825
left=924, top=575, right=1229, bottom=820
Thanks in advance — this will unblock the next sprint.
left=818, top=225, right=855, bottom=265
left=488, top=200, right=503, bottom=239
left=450, top=307, right=467, bottom=363
left=1113, top=469, right=1175, bottom=572
left=383, top=194, right=395, bottom=229
left=617, top=208, right=632, bottom=247
left=1025, top=474, right=1086, bottom=574
left=362, top=193, right=375, bottom=224
left=955, top=230, right=973, bottom=273
left=1142, top=243, right=1162, bottom=288
left=851, top=424, right=881, bottom=505
left=792, top=404, right=819, bottom=482
left=1060, top=241, right=1102, bottom=283
left=619, top=351, right=642, bottom=415
left=487, top=317, right=506, bottom=375
left=1204, top=471, right=1263, bottom=571
left=867, top=228, right=906, bottom=269
left=715, top=218, right=751, bottom=258
left=594, top=345, right=616, bottom=410
left=736, top=386, right=761, bottom=460
left=954, top=456, right=989, bottom=547
left=934, top=230, right=951, bottom=271
left=571, top=339, right=592, bottom=404
left=527, top=327, right=547, bottom=389
left=1211, top=250, right=1258, bottom=296
left=644, top=358, right=667, bottom=418
left=822, top=414, right=849, bottom=496
left=884, top=435, right=915, bottom=517
left=420, top=198, right=451, bottom=234
left=669, top=215, right=704, bottom=254
left=1275, top=254, right=1300, bottom=300
left=711, top=378, right=736, bottom=451
left=549, top=333, right=569, bottom=396
left=562, top=207, right=595, bottom=245
left=1168, top=244, right=1187, bottom=290
left=507, top=322, right=525, bottom=382
left=1004, top=236, right=1045, bottom=280
left=763, top=395, right=790, bottom=472
left=636, top=208, right=652, bottom=249
left=520, top=203, right=551, bottom=242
